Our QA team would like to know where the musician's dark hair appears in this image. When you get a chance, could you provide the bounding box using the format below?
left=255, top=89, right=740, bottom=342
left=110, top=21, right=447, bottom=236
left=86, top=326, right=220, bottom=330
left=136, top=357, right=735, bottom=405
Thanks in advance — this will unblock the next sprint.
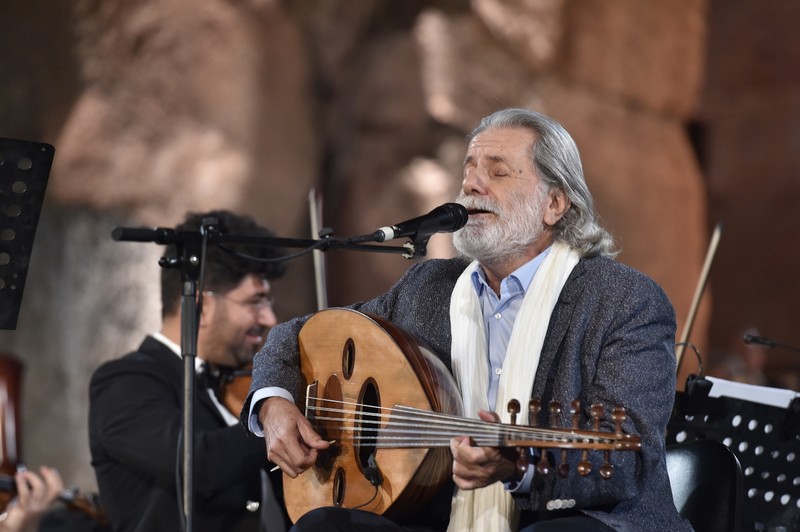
left=160, top=210, right=286, bottom=317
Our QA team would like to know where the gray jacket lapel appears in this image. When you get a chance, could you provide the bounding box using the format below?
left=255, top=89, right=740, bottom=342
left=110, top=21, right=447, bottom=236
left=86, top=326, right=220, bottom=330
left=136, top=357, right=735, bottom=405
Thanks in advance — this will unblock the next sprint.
left=532, top=258, right=592, bottom=398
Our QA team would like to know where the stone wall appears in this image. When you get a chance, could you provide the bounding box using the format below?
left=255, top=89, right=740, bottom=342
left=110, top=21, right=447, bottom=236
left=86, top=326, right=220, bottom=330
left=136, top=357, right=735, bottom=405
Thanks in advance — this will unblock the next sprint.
left=699, top=0, right=800, bottom=384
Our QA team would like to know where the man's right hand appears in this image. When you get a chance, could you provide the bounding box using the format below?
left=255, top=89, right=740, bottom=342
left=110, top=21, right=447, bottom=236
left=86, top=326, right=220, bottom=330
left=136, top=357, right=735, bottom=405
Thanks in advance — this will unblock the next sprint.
left=258, top=396, right=330, bottom=478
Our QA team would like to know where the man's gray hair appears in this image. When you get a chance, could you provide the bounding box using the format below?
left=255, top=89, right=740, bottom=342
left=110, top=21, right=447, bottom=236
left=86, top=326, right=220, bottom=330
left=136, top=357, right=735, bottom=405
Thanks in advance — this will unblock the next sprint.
left=468, top=108, right=617, bottom=258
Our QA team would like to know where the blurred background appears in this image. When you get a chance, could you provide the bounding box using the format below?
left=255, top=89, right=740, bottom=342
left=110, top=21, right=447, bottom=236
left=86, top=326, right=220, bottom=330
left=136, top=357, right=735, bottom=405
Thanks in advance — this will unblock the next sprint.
left=0, top=0, right=798, bottom=495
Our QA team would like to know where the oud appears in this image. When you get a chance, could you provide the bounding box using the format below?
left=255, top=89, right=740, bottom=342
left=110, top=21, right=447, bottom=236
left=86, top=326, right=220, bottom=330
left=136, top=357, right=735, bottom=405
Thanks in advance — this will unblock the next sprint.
left=283, top=309, right=640, bottom=523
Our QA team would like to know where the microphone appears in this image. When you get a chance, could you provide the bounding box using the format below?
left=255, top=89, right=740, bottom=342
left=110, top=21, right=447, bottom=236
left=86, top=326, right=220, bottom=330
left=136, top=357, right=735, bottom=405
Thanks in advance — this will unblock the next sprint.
left=111, top=226, right=178, bottom=244
left=743, top=334, right=776, bottom=348
left=354, top=203, right=469, bottom=243
left=743, top=334, right=800, bottom=354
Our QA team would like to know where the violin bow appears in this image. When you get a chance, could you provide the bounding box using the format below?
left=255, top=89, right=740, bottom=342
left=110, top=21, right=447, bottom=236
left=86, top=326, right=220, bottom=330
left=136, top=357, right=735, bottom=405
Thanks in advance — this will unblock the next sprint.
left=675, top=221, right=723, bottom=374
left=309, top=188, right=328, bottom=311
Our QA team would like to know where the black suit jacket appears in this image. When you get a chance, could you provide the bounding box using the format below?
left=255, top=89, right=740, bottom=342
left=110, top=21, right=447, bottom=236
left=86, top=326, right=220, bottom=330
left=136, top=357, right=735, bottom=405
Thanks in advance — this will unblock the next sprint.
left=244, top=255, right=693, bottom=531
left=90, top=336, right=272, bottom=532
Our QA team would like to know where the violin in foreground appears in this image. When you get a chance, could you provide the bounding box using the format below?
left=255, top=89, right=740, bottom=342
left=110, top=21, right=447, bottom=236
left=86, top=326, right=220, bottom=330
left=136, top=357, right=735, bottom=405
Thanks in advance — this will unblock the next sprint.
left=0, top=473, right=108, bottom=526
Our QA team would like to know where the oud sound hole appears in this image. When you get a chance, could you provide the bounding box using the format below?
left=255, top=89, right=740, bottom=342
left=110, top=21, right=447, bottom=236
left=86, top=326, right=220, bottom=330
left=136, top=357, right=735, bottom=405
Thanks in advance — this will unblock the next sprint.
left=357, top=379, right=380, bottom=474
left=332, top=467, right=345, bottom=507
left=321, top=375, right=343, bottom=437
left=342, top=338, right=355, bottom=379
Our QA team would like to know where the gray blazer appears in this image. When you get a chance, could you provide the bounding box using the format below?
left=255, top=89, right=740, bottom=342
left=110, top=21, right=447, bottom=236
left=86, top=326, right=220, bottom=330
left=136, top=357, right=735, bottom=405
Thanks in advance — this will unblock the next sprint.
left=244, top=255, right=693, bottom=532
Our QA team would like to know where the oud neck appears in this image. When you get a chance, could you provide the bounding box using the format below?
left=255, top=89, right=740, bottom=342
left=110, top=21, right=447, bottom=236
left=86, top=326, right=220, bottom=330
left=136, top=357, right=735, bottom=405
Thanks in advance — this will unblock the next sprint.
left=310, top=403, right=640, bottom=451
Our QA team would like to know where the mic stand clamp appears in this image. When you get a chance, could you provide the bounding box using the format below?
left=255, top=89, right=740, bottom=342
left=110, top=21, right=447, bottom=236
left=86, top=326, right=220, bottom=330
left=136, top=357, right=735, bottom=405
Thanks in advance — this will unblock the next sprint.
left=342, top=231, right=428, bottom=259
left=782, top=397, right=800, bottom=440
left=675, top=373, right=727, bottom=418
left=684, top=373, right=713, bottom=399
left=402, top=240, right=424, bottom=259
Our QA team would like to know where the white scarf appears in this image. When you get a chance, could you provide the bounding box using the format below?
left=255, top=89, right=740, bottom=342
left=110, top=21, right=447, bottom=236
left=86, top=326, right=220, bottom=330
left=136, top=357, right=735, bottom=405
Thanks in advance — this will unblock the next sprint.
left=447, top=241, right=580, bottom=531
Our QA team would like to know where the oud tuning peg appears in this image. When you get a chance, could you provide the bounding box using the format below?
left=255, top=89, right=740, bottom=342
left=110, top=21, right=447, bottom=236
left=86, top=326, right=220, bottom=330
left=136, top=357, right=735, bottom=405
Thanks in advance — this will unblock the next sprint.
left=558, top=449, right=570, bottom=478
left=599, top=450, right=614, bottom=480
left=590, top=403, right=604, bottom=431
left=536, top=449, right=551, bottom=476
left=528, top=399, right=541, bottom=426
left=570, top=399, right=581, bottom=429
left=612, top=407, right=627, bottom=434
left=577, top=449, right=592, bottom=477
left=516, top=448, right=530, bottom=476
left=507, top=399, right=521, bottom=425
left=536, top=402, right=562, bottom=478
left=548, top=401, right=562, bottom=427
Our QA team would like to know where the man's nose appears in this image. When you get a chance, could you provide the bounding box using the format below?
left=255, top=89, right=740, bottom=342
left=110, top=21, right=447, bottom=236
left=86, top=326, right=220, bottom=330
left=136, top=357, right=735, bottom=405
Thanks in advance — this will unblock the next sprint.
left=258, top=305, right=278, bottom=328
left=462, top=168, right=488, bottom=195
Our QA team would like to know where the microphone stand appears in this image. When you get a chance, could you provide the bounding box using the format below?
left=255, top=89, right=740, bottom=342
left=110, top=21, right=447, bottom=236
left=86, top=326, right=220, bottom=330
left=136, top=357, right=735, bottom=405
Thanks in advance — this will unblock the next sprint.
left=110, top=224, right=427, bottom=532
left=176, top=233, right=201, bottom=532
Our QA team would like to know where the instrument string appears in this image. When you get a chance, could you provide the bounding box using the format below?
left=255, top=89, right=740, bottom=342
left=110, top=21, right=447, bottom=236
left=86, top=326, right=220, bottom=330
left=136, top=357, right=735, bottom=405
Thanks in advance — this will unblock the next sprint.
left=306, top=397, right=620, bottom=448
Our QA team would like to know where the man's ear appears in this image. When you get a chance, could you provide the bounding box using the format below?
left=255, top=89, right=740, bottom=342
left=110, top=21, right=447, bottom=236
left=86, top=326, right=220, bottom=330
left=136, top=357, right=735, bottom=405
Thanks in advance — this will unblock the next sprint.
left=198, top=296, right=214, bottom=328
left=544, top=187, right=570, bottom=226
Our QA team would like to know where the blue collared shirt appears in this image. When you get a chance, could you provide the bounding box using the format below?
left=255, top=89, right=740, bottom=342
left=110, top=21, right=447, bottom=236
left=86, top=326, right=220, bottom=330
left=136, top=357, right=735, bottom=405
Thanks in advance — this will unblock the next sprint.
left=471, top=246, right=551, bottom=493
left=471, top=246, right=551, bottom=411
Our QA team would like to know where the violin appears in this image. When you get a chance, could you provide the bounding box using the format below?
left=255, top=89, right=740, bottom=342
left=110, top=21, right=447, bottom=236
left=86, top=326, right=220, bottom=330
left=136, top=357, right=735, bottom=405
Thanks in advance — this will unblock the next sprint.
left=0, top=353, right=108, bottom=524
left=218, top=363, right=252, bottom=416
left=0, top=473, right=109, bottom=525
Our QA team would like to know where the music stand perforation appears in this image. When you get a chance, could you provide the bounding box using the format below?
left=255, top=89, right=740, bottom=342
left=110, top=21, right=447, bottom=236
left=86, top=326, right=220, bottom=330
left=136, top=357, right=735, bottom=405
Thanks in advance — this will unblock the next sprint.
left=669, top=376, right=800, bottom=531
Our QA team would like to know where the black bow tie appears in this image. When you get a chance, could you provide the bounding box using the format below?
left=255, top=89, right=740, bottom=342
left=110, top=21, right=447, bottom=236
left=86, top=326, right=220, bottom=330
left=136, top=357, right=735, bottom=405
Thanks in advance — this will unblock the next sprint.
left=197, top=363, right=223, bottom=392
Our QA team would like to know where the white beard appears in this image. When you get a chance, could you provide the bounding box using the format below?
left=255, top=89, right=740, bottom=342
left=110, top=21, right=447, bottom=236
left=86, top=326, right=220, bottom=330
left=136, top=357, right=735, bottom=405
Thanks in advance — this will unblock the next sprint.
left=453, top=186, right=548, bottom=264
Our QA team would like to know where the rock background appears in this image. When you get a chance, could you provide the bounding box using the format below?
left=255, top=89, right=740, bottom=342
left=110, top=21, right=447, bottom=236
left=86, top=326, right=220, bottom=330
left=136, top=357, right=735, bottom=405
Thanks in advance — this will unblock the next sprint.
left=0, top=0, right=797, bottom=494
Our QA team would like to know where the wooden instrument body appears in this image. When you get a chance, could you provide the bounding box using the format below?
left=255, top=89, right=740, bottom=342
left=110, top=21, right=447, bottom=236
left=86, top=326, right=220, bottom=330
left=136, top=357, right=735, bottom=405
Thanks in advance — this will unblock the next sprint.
left=0, top=354, right=22, bottom=512
left=284, top=309, right=462, bottom=522
left=219, top=363, right=252, bottom=416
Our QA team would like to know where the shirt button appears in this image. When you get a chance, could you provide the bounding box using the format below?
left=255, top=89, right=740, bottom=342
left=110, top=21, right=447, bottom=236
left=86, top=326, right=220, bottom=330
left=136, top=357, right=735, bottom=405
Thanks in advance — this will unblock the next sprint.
left=495, top=368, right=502, bottom=376
left=494, top=313, right=502, bottom=320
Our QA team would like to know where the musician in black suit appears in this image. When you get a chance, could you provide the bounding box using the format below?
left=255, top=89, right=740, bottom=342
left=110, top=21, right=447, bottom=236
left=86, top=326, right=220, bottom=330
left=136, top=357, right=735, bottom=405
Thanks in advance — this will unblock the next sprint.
left=242, top=109, right=692, bottom=531
left=89, top=210, right=287, bottom=532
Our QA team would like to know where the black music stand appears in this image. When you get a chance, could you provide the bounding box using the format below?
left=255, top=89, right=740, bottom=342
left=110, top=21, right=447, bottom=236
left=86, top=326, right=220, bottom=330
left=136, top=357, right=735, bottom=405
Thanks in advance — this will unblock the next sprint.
left=0, top=138, right=54, bottom=330
left=668, top=376, right=800, bottom=531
